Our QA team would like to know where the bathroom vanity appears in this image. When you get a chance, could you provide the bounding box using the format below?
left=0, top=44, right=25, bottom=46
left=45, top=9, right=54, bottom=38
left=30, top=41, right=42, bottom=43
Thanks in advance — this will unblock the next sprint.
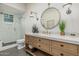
left=25, top=33, right=79, bottom=56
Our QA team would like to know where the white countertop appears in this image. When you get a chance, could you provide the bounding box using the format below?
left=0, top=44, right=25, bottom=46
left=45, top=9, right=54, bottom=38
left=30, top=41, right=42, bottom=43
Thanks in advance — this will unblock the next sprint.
left=25, top=33, right=79, bottom=45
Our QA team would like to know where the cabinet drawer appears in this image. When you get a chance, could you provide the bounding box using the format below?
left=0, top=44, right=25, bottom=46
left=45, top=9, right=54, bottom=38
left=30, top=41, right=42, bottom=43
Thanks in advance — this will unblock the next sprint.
left=39, top=38, right=50, bottom=45
left=51, top=48, right=77, bottom=56
left=37, top=44, right=50, bottom=53
left=36, top=38, right=50, bottom=53
left=51, top=40, right=77, bottom=55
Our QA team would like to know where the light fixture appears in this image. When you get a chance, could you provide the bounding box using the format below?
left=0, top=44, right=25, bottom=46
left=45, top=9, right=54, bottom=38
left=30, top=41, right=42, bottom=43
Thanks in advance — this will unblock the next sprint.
left=48, top=3, right=51, bottom=8
left=30, top=11, right=39, bottom=21
left=63, top=3, right=72, bottom=15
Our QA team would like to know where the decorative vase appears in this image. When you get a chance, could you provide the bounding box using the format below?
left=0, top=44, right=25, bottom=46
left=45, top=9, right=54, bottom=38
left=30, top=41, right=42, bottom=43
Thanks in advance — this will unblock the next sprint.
left=60, top=32, right=65, bottom=35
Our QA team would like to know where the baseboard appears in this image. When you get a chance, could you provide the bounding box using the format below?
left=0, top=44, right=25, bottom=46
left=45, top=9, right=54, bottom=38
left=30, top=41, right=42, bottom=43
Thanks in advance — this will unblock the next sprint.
left=0, top=44, right=17, bottom=51
left=3, top=41, right=16, bottom=46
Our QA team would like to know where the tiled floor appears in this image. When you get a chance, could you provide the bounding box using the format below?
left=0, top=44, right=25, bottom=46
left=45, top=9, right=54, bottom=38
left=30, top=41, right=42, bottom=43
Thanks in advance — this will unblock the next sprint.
left=0, top=47, right=30, bottom=56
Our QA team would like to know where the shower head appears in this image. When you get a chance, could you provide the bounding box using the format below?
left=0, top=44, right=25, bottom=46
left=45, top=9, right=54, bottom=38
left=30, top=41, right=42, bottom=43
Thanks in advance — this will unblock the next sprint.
left=30, top=11, right=39, bottom=21
left=63, top=3, right=72, bottom=8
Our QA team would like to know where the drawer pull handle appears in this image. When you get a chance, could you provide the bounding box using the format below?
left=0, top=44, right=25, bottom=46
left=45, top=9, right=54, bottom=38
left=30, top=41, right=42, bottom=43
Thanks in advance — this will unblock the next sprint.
left=60, top=45, right=64, bottom=47
left=39, top=45, right=40, bottom=47
left=60, top=53, right=64, bottom=56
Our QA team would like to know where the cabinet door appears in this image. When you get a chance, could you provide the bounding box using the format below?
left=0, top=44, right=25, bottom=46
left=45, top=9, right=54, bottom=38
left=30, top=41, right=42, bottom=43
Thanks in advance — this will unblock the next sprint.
left=37, top=38, right=50, bottom=54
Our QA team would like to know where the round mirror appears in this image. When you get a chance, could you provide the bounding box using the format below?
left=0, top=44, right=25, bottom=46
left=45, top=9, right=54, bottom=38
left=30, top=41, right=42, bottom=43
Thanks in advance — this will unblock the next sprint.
left=41, top=7, right=60, bottom=29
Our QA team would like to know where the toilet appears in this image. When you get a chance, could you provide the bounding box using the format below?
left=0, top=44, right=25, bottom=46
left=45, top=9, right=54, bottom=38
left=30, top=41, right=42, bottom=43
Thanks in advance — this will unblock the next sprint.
left=16, top=39, right=25, bottom=49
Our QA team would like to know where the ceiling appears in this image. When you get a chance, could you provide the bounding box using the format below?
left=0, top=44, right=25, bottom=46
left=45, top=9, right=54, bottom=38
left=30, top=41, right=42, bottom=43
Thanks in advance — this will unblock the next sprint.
left=0, top=3, right=27, bottom=15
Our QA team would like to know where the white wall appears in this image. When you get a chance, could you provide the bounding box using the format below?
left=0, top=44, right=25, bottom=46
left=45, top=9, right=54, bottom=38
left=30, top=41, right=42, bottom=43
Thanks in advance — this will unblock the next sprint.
left=21, top=3, right=79, bottom=35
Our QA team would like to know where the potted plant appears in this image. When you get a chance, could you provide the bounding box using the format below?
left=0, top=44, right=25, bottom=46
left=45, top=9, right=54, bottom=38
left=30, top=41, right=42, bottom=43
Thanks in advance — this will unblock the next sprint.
left=59, top=20, right=65, bottom=35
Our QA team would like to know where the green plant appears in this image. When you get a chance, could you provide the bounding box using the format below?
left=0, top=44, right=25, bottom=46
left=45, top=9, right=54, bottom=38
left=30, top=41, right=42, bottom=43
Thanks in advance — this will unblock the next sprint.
left=59, top=20, right=65, bottom=32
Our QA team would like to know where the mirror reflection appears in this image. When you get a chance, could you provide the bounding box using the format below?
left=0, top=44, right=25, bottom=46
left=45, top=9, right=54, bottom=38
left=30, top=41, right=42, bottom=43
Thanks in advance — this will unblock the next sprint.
left=41, top=7, right=60, bottom=29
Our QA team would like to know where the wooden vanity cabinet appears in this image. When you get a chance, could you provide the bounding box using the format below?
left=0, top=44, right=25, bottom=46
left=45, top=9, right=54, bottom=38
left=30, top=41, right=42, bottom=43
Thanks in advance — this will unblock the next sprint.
left=25, top=34, right=79, bottom=56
